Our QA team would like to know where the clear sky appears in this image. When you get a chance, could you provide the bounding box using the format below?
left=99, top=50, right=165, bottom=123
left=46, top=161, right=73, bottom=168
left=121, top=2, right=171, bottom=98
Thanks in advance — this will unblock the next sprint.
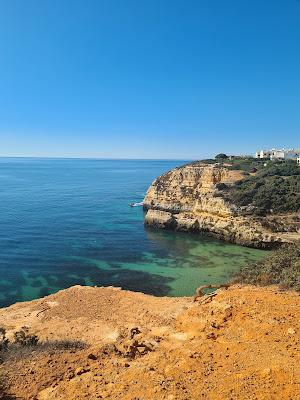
left=0, top=0, right=299, bottom=159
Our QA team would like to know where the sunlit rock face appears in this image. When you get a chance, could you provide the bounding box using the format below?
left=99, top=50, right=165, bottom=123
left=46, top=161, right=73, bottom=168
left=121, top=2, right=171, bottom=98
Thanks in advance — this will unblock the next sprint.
left=143, top=162, right=299, bottom=249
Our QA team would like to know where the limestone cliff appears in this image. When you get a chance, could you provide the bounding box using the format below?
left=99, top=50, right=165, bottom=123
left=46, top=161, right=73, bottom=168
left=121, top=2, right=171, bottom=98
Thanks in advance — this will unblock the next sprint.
left=143, top=162, right=300, bottom=248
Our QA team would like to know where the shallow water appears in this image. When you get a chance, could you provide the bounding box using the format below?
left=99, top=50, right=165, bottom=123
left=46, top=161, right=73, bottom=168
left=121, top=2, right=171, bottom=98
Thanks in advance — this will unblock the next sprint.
left=0, top=158, right=266, bottom=307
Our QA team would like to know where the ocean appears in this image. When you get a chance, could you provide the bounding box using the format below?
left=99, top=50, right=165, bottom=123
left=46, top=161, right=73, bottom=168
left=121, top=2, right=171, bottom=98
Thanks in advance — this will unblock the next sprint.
left=0, top=158, right=265, bottom=307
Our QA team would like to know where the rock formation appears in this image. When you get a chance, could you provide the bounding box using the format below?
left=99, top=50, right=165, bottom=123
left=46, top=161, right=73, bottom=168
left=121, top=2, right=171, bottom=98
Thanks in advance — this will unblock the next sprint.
left=143, top=162, right=300, bottom=248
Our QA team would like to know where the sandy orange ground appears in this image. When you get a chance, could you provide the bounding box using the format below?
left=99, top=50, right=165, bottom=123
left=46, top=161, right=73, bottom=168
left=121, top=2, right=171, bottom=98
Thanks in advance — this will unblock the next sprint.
left=0, top=284, right=299, bottom=399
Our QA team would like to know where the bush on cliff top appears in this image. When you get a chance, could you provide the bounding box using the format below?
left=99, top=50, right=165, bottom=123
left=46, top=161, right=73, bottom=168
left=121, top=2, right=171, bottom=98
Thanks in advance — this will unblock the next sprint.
left=235, top=243, right=300, bottom=291
left=215, top=153, right=228, bottom=159
left=0, top=327, right=86, bottom=364
left=229, top=161, right=300, bottom=216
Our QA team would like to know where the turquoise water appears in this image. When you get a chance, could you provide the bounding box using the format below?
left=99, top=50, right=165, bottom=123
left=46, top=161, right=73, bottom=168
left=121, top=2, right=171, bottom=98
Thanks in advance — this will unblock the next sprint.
left=0, top=158, right=266, bottom=307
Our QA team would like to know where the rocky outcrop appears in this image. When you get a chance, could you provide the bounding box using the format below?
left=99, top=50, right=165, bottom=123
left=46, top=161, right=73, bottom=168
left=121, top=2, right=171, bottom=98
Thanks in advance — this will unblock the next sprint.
left=143, top=162, right=300, bottom=248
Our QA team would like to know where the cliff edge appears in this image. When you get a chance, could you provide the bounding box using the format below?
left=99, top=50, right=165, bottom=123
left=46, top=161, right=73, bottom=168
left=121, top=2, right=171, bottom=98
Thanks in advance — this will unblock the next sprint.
left=143, top=161, right=300, bottom=248
left=0, top=285, right=299, bottom=399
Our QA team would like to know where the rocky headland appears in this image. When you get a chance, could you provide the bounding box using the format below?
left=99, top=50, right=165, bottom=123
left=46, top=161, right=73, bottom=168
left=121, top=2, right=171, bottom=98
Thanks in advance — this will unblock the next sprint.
left=1, top=159, right=299, bottom=399
left=143, top=161, right=300, bottom=248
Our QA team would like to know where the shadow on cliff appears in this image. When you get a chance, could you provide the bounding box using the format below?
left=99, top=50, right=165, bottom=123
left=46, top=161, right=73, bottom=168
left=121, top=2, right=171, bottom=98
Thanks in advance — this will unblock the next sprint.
left=0, top=391, right=17, bottom=400
left=0, top=377, right=17, bottom=400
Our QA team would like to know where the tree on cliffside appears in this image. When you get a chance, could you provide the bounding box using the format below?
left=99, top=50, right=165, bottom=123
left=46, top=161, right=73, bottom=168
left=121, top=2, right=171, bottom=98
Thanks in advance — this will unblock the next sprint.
left=215, top=153, right=228, bottom=159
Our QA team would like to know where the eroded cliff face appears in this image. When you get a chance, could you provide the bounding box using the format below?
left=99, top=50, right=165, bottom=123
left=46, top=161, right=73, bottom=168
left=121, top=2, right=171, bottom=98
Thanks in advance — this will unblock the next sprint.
left=143, top=162, right=300, bottom=248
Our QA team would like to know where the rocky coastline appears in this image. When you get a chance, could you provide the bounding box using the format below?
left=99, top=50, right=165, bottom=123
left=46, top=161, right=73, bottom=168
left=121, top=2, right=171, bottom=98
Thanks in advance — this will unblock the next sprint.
left=143, top=162, right=300, bottom=249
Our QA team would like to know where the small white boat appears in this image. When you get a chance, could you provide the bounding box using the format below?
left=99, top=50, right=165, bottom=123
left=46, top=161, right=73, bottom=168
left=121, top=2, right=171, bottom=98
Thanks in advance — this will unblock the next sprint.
left=129, top=202, right=143, bottom=207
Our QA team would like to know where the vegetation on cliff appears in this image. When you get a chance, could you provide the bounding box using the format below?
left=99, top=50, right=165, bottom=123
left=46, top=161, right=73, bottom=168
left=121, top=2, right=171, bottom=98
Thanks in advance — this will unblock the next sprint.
left=0, top=326, right=86, bottom=364
left=0, top=326, right=87, bottom=400
left=236, top=242, right=300, bottom=291
left=196, top=157, right=300, bottom=216
left=229, top=161, right=300, bottom=216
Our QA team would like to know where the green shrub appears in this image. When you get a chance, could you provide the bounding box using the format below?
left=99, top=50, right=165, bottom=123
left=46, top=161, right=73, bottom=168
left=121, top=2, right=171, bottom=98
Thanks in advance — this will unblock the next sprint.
left=215, top=182, right=228, bottom=191
left=235, top=243, right=300, bottom=290
left=215, top=153, right=228, bottom=159
left=229, top=161, right=300, bottom=216
left=227, top=158, right=265, bottom=172
left=259, top=160, right=300, bottom=177
left=13, top=327, right=38, bottom=347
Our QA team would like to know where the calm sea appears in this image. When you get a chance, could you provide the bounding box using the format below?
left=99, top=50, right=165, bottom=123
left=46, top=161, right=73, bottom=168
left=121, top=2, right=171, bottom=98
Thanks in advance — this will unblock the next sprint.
left=0, top=158, right=265, bottom=307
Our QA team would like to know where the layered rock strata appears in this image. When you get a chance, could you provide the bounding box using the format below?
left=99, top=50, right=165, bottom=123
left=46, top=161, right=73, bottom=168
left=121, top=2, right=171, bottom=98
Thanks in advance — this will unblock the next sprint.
left=143, top=162, right=300, bottom=248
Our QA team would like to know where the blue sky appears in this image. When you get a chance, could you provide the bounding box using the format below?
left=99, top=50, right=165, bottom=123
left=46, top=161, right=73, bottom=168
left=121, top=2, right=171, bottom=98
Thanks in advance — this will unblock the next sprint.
left=0, top=0, right=299, bottom=159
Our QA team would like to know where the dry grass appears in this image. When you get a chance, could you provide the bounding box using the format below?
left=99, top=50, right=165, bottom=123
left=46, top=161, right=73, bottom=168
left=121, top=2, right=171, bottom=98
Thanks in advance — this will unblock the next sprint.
left=0, top=327, right=87, bottom=364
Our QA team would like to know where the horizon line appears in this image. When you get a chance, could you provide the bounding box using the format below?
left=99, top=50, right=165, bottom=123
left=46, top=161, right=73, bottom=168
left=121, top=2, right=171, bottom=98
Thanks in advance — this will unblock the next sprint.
left=0, top=156, right=197, bottom=161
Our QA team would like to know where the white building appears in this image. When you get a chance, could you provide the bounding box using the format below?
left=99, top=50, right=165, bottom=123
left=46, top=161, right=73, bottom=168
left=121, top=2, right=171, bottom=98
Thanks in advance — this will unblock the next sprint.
left=255, top=148, right=300, bottom=161
left=270, top=150, right=285, bottom=160
left=255, top=150, right=272, bottom=159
